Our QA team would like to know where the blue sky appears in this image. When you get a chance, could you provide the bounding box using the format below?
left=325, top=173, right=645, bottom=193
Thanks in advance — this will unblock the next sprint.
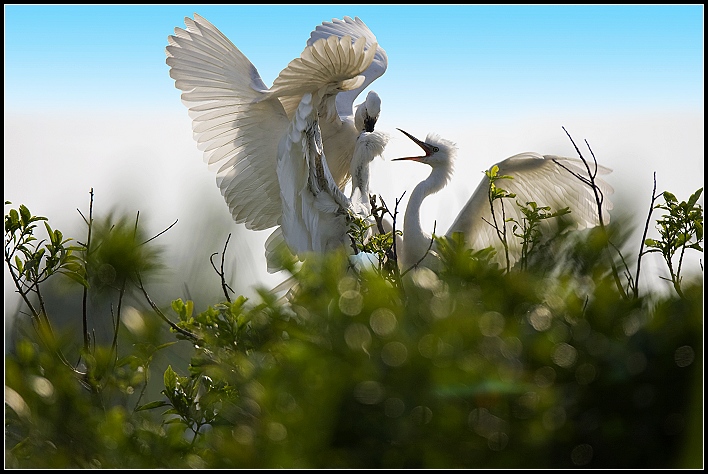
left=5, top=5, right=704, bottom=113
left=4, top=5, right=705, bottom=298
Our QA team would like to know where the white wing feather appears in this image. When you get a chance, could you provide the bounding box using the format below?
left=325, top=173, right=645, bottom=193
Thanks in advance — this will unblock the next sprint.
left=277, top=92, right=352, bottom=257
left=167, top=15, right=384, bottom=232
left=166, top=13, right=288, bottom=231
left=167, top=15, right=388, bottom=272
left=307, top=16, right=388, bottom=122
left=447, top=152, right=614, bottom=261
left=270, top=35, right=374, bottom=99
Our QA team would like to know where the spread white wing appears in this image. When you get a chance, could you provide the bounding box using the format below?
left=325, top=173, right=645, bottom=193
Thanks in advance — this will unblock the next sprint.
left=268, top=34, right=376, bottom=119
left=166, top=13, right=288, bottom=230
left=167, top=15, right=384, bottom=226
left=304, top=16, right=388, bottom=122
left=167, top=14, right=388, bottom=273
left=447, top=153, right=614, bottom=260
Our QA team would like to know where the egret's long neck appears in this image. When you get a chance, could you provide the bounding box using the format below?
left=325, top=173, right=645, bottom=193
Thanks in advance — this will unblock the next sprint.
left=402, top=165, right=449, bottom=266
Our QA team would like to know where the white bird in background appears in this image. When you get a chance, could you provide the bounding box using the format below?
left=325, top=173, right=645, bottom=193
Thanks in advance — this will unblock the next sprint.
left=393, top=129, right=614, bottom=270
left=165, top=14, right=388, bottom=271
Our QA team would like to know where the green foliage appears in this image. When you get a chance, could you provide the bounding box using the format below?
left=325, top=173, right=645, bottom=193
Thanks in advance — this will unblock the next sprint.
left=4, top=190, right=703, bottom=469
left=348, top=213, right=396, bottom=265
left=484, top=166, right=516, bottom=272
left=482, top=168, right=576, bottom=273
left=644, top=188, right=703, bottom=297
left=346, top=199, right=402, bottom=287
left=485, top=165, right=516, bottom=202
left=86, top=212, right=164, bottom=293
left=5, top=202, right=87, bottom=295
left=511, top=201, right=571, bottom=271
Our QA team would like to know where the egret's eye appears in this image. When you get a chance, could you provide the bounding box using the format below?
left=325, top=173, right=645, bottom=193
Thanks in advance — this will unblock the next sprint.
left=432, top=146, right=440, bottom=153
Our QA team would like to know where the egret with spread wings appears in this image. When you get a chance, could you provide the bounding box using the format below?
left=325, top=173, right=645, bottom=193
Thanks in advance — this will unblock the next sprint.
left=392, top=129, right=614, bottom=270
left=166, top=14, right=388, bottom=270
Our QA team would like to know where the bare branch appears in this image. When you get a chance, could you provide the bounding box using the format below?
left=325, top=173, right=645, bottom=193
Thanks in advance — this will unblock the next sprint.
left=136, top=273, right=198, bottom=342
left=609, top=240, right=634, bottom=295
left=141, top=219, right=179, bottom=246
left=369, top=194, right=390, bottom=237
left=561, top=127, right=627, bottom=298
left=392, top=192, right=406, bottom=266
left=109, top=280, right=127, bottom=365
left=81, top=188, right=94, bottom=354
left=634, top=172, right=658, bottom=298
left=210, top=233, right=234, bottom=303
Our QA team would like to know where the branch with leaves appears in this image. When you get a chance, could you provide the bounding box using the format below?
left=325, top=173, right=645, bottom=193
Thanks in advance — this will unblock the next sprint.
left=643, top=187, right=703, bottom=298
left=482, top=165, right=516, bottom=272
left=510, top=201, right=571, bottom=271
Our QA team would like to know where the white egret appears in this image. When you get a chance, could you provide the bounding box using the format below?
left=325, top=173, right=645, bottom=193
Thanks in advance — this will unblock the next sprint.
left=165, top=14, right=388, bottom=270
left=274, top=91, right=389, bottom=258
left=392, top=129, right=614, bottom=270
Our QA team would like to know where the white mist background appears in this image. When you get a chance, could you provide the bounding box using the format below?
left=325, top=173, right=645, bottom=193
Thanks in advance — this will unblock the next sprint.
left=5, top=6, right=704, bottom=327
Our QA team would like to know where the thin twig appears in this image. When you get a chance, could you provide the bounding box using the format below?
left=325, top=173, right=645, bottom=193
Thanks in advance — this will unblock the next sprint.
left=110, top=280, right=126, bottom=364
left=140, top=219, right=178, bottom=246
left=5, top=254, right=85, bottom=376
left=370, top=194, right=400, bottom=279
left=561, top=127, right=627, bottom=299
left=210, top=233, right=234, bottom=303
left=370, top=194, right=388, bottom=235
left=384, top=193, right=405, bottom=287
left=391, top=192, right=405, bottom=268
left=634, top=172, right=658, bottom=298
left=609, top=240, right=633, bottom=295
left=137, top=273, right=198, bottom=342
left=559, top=128, right=606, bottom=225
left=81, top=188, right=94, bottom=354
left=486, top=179, right=511, bottom=272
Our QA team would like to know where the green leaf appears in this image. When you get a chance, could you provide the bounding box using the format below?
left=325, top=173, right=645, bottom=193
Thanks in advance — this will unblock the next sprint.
left=171, top=298, right=193, bottom=321
left=44, top=221, right=57, bottom=245
left=9, top=208, right=19, bottom=227
left=644, top=238, right=659, bottom=248
left=662, top=191, right=677, bottom=203
left=155, top=341, right=178, bottom=351
left=58, top=270, right=90, bottom=289
left=687, top=187, right=703, bottom=208
left=19, top=205, right=31, bottom=227
left=164, top=365, right=177, bottom=392
left=136, top=400, right=170, bottom=411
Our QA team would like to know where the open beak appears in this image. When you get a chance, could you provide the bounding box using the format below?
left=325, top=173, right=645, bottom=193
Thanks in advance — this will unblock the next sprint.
left=392, top=128, right=436, bottom=161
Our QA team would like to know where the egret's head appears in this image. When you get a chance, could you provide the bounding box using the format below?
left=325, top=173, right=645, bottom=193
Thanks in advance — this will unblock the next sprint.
left=363, top=91, right=381, bottom=118
left=393, top=129, right=457, bottom=181
left=356, top=90, right=382, bottom=132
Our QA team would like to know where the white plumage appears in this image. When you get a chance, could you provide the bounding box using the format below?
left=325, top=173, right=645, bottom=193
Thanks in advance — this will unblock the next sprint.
left=166, top=14, right=388, bottom=271
left=393, top=130, right=614, bottom=270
